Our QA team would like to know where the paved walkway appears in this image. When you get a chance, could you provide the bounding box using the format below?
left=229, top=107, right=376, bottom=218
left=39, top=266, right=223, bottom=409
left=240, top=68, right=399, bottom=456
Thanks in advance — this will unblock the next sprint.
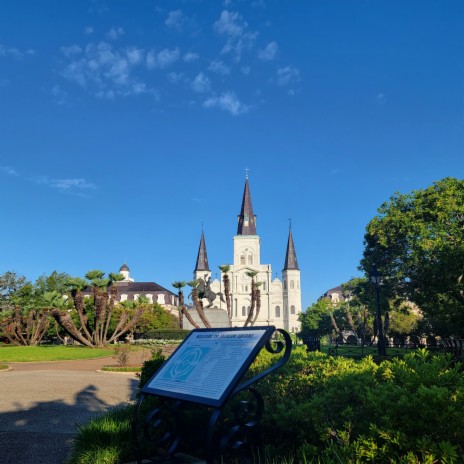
left=0, top=357, right=140, bottom=464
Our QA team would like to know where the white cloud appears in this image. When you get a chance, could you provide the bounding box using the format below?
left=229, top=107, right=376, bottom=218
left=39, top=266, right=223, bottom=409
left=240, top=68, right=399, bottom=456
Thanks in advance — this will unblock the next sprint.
left=208, top=60, right=230, bottom=75
left=50, top=178, right=96, bottom=191
left=107, top=27, right=124, bottom=40
left=165, top=10, right=185, bottom=29
left=61, top=41, right=154, bottom=98
left=146, top=47, right=180, bottom=69
left=203, top=91, right=249, bottom=116
left=258, top=41, right=278, bottom=61
left=51, top=85, right=68, bottom=105
left=183, top=52, right=199, bottom=63
left=376, top=92, right=386, bottom=104
left=191, top=72, right=211, bottom=93
left=167, top=72, right=186, bottom=84
left=214, top=10, right=257, bottom=61
left=61, top=44, right=82, bottom=58
left=276, top=66, right=300, bottom=86
left=0, top=45, right=24, bottom=59
left=0, top=165, right=19, bottom=176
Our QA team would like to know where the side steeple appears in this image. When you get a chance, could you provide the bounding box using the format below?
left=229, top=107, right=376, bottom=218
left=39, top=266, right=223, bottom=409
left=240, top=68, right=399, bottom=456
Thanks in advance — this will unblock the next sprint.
left=237, top=177, right=257, bottom=235
left=194, top=230, right=210, bottom=273
left=283, top=227, right=299, bottom=271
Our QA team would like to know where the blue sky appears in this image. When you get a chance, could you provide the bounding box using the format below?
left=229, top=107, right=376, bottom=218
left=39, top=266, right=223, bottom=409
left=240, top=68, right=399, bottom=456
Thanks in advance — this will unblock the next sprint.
left=0, top=0, right=463, bottom=308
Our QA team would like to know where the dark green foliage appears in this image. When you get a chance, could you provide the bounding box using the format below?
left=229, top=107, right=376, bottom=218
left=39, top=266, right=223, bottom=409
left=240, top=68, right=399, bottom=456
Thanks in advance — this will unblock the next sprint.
left=361, top=177, right=464, bottom=337
left=135, top=328, right=190, bottom=341
left=137, top=348, right=166, bottom=389
left=249, top=346, right=464, bottom=461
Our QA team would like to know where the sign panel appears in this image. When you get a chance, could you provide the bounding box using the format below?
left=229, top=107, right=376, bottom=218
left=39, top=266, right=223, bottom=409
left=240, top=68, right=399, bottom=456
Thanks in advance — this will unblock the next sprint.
left=142, top=326, right=274, bottom=407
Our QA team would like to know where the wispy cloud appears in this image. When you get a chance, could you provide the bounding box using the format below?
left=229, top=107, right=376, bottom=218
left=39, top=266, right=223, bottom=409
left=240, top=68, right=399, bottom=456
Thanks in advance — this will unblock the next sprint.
left=203, top=91, right=249, bottom=116
left=32, top=175, right=97, bottom=196
left=208, top=60, right=230, bottom=75
left=258, top=41, right=278, bottom=61
left=165, top=10, right=185, bottom=30
left=376, top=92, right=386, bottom=104
left=0, top=165, right=19, bottom=176
left=183, top=52, right=199, bottom=63
left=51, top=85, right=68, bottom=105
left=107, top=26, right=124, bottom=40
left=0, top=45, right=34, bottom=59
left=146, top=47, right=180, bottom=69
left=214, top=10, right=258, bottom=62
left=84, top=26, right=94, bottom=35
left=191, top=72, right=211, bottom=93
left=1, top=165, right=96, bottom=196
left=61, top=41, right=155, bottom=98
left=276, top=66, right=300, bottom=86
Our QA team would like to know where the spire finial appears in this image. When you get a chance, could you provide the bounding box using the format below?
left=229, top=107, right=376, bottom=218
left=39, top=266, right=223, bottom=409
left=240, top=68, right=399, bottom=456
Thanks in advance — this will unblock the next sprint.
left=289, top=218, right=292, bottom=230
left=245, top=167, right=249, bottom=179
left=201, top=219, right=204, bottom=231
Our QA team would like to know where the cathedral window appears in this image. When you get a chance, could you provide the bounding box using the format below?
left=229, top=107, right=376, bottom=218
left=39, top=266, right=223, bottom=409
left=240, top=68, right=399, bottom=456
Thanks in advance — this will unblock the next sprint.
left=234, top=299, right=238, bottom=317
left=275, top=306, right=281, bottom=317
left=242, top=306, right=246, bottom=316
left=290, top=305, right=295, bottom=315
left=248, top=254, right=253, bottom=265
left=240, top=255, right=245, bottom=265
left=290, top=280, right=294, bottom=289
left=245, top=286, right=248, bottom=292
left=263, top=281, right=266, bottom=291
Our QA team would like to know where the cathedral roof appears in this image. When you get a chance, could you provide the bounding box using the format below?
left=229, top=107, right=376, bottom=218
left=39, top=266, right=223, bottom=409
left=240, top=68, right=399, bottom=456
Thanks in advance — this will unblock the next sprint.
left=237, top=178, right=257, bottom=235
left=119, top=263, right=129, bottom=272
left=283, top=229, right=299, bottom=270
left=194, top=230, right=210, bottom=272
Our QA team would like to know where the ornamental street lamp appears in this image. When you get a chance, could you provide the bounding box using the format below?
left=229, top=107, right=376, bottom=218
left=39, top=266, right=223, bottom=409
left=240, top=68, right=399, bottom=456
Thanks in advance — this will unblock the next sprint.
left=370, top=265, right=387, bottom=356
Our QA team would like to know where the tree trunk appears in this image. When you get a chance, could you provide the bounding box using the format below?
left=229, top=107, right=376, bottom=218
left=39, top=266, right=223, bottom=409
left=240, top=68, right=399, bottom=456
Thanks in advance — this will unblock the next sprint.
left=244, top=279, right=256, bottom=327
left=191, top=287, right=211, bottom=328
left=223, top=273, right=232, bottom=326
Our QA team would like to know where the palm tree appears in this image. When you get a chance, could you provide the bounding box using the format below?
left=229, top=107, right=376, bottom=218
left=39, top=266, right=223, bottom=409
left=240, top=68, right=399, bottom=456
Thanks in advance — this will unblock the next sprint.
left=251, top=281, right=263, bottom=326
left=244, top=270, right=259, bottom=327
left=219, top=265, right=232, bottom=326
left=188, top=280, right=211, bottom=328
left=172, top=281, right=199, bottom=329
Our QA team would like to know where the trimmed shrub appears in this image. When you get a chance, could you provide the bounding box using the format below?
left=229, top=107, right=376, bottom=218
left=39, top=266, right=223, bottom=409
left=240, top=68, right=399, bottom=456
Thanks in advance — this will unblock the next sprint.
left=135, top=329, right=190, bottom=341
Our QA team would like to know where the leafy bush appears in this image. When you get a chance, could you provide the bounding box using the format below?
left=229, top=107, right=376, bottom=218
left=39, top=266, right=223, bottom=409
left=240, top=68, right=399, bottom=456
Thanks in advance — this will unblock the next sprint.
left=137, top=348, right=166, bottom=389
left=249, top=347, right=464, bottom=461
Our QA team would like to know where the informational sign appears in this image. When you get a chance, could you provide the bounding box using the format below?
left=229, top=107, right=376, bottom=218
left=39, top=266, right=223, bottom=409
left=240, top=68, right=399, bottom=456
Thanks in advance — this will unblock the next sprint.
left=142, top=326, right=275, bottom=407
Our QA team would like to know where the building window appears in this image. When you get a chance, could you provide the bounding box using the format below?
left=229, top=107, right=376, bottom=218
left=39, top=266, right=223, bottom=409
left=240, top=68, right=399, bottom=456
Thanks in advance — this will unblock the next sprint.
left=263, top=281, right=266, bottom=291
left=290, top=305, right=295, bottom=315
left=234, top=299, right=238, bottom=317
left=245, top=286, right=248, bottom=292
left=158, top=294, right=165, bottom=304
left=120, top=294, right=128, bottom=302
left=283, top=280, right=287, bottom=290
left=242, top=306, right=246, bottom=316
left=275, top=306, right=281, bottom=317
left=248, top=254, right=253, bottom=265
left=134, top=294, right=140, bottom=301
left=290, top=280, right=294, bottom=289
left=240, top=255, right=245, bottom=265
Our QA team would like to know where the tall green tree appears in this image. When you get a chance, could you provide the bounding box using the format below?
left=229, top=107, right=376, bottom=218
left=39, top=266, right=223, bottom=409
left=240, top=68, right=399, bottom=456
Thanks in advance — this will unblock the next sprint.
left=361, top=177, right=464, bottom=336
left=219, top=265, right=232, bottom=326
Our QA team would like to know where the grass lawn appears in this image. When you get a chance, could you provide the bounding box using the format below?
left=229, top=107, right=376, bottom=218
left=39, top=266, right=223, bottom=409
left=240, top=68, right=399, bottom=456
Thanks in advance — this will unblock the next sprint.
left=0, top=345, right=115, bottom=362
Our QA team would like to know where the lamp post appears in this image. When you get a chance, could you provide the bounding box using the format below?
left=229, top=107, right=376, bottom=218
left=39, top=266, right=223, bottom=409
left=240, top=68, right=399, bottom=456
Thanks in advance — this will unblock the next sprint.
left=370, top=265, right=386, bottom=356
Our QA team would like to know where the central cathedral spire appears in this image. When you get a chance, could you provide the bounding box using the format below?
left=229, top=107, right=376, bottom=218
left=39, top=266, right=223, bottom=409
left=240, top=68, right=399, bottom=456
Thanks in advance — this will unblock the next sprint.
left=237, top=177, right=257, bottom=235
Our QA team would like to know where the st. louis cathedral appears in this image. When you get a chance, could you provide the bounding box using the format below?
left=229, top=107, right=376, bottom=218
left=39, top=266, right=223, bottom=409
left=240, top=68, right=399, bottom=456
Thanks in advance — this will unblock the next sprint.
left=185, top=177, right=302, bottom=332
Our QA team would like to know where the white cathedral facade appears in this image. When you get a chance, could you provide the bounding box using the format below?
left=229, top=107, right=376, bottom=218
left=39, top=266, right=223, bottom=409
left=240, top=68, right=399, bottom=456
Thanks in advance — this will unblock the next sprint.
left=185, top=177, right=302, bottom=333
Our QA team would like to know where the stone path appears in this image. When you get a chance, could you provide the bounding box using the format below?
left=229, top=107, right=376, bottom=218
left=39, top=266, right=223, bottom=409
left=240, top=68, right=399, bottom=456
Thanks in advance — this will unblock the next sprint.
left=0, top=357, right=139, bottom=464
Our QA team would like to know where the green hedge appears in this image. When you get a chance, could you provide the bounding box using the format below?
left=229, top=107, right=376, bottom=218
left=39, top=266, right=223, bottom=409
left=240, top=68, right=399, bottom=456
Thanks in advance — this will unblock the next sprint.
left=135, top=329, right=190, bottom=341
left=248, top=347, right=464, bottom=462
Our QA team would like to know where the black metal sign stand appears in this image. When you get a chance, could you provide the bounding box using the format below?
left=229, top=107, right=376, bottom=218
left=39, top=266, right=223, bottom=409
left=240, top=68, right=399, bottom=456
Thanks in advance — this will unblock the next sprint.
left=132, top=326, right=291, bottom=464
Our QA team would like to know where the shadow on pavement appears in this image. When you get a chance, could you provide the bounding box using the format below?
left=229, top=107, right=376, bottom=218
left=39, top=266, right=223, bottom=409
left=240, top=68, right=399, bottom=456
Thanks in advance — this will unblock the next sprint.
left=1, top=379, right=139, bottom=464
